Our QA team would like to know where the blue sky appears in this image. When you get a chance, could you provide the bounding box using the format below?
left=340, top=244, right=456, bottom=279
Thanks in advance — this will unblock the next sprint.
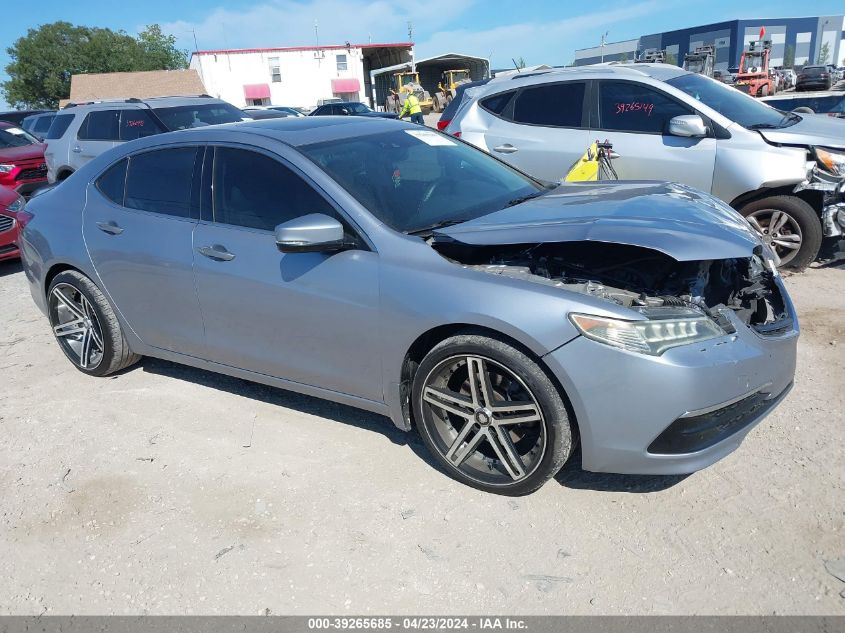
left=2, top=0, right=844, bottom=109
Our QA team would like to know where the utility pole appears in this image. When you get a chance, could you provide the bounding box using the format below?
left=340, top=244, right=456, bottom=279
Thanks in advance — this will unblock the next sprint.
left=600, top=31, right=609, bottom=63
left=408, top=21, right=415, bottom=72
left=314, top=19, right=319, bottom=49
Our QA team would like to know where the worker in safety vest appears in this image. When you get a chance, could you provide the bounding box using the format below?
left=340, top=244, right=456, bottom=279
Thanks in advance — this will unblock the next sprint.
left=397, top=92, right=424, bottom=125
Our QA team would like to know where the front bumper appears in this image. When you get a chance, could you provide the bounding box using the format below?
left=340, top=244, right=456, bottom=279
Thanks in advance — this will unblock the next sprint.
left=543, top=279, right=798, bottom=475
left=0, top=218, right=20, bottom=261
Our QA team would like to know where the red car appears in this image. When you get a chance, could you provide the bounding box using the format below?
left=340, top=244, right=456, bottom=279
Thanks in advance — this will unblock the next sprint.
left=0, top=185, right=29, bottom=261
left=0, top=121, right=48, bottom=195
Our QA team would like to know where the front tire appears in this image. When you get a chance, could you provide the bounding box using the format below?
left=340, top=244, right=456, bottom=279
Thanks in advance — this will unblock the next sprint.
left=48, top=270, right=141, bottom=376
left=412, top=333, right=574, bottom=495
left=740, top=196, right=822, bottom=270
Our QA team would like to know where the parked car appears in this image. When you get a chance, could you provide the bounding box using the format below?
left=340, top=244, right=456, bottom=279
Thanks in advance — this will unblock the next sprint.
left=21, top=111, right=57, bottom=140
left=0, top=110, right=50, bottom=126
left=43, top=95, right=245, bottom=183
left=20, top=117, right=798, bottom=495
left=309, top=101, right=398, bottom=119
left=446, top=64, right=845, bottom=269
left=437, top=79, right=491, bottom=130
left=241, top=108, right=290, bottom=120
left=316, top=98, right=344, bottom=106
left=0, top=122, right=48, bottom=196
left=761, top=92, right=845, bottom=118
left=244, top=106, right=305, bottom=118
left=0, top=185, right=27, bottom=261
left=796, top=65, right=833, bottom=91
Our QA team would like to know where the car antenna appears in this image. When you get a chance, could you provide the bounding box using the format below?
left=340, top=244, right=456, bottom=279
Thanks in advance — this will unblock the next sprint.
left=511, top=58, right=521, bottom=73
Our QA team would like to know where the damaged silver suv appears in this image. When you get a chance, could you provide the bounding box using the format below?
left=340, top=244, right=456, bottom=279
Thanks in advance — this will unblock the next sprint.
left=448, top=64, right=845, bottom=269
left=21, top=118, right=797, bottom=495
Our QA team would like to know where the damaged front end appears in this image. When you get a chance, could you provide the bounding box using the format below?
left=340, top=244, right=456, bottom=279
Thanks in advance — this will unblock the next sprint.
left=796, top=147, right=845, bottom=239
left=433, top=240, right=793, bottom=344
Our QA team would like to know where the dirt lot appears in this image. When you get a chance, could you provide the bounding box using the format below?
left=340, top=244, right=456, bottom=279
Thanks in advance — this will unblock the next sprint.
left=0, top=256, right=843, bottom=616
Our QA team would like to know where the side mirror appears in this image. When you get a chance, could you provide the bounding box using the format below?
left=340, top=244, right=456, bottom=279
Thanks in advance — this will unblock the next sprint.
left=274, top=213, right=347, bottom=253
left=668, top=114, right=708, bottom=138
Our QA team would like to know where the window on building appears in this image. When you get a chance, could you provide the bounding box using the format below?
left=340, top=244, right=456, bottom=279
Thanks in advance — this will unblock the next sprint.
left=336, top=54, right=348, bottom=72
left=269, top=57, right=281, bottom=83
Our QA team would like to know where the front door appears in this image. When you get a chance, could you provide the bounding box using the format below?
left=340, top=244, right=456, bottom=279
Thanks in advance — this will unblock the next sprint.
left=192, top=145, right=382, bottom=402
left=82, top=146, right=206, bottom=356
left=590, top=80, right=717, bottom=192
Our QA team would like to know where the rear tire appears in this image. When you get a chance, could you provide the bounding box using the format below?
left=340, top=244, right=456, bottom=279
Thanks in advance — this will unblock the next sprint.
left=760, top=85, right=769, bottom=97
left=412, top=332, right=574, bottom=495
left=48, top=270, right=141, bottom=377
left=740, top=196, right=822, bottom=271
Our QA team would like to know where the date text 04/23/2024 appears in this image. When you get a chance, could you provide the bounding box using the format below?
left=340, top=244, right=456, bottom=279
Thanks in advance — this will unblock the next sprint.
left=307, top=617, right=528, bottom=630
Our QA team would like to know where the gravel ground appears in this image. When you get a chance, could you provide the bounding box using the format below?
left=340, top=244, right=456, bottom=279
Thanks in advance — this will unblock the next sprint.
left=0, top=257, right=843, bottom=615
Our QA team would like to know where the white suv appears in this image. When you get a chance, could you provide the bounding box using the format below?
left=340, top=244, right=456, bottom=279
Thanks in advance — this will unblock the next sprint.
left=43, top=96, right=245, bottom=183
left=448, top=64, right=845, bottom=269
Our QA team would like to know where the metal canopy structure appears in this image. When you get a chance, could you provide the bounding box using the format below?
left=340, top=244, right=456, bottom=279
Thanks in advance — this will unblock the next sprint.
left=369, top=53, right=490, bottom=109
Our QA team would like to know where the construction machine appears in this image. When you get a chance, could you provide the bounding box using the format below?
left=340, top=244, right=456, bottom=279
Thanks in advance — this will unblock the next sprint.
left=735, top=40, right=775, bottom=97
left=636, top=49, right=667, bottom=64
left=433, top=69, right=471, bottom=112
left=384, top=72, right=433, bottom=115
left=683, top=45, right=715, bottom=78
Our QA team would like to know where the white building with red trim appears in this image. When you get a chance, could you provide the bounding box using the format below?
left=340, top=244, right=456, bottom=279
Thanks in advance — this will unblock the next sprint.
left=189, top=42, right=414, bottom=110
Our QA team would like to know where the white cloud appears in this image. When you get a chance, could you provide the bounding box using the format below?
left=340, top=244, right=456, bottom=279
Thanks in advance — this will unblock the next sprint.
left=415, top=1, right=662, bottom=67
left=161, top=0, right=477, bottom=51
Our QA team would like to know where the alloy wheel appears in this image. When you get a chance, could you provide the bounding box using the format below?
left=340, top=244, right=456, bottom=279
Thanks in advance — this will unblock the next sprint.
left=420, top=355, right=546, bottom=486
left=746, top=209, right=803, bottom=266
left=49, top=283, right=105, bottom=370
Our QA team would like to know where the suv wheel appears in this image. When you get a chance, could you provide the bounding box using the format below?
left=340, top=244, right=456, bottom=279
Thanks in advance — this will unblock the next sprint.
left=740, top=196, right=822, bottom=270
left=412, top=333, right=574, bottom=495
left=48, top=271, right=141, bottom=376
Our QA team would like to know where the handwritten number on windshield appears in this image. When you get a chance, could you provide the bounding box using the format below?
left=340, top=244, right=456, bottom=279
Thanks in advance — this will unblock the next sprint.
left=615, top=102, right=655, bottom=116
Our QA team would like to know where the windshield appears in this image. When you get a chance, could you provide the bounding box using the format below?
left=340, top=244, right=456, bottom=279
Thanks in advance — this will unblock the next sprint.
left=0, top=125, right=38, bottom=148
left=345, top=103, right=372, bottom=114
left=152, top=103, right=244, bottom=130
left=666, top=73, right=791, bottom=129
left=299, top=128, right=543, bottom=233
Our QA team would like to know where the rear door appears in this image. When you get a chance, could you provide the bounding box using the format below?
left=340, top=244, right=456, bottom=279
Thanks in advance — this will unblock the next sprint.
left=74, top=110, right=121, bottom=168
left=590, top=80, right=716, bottom=192
left=82, top=145, right=206, bottom=356
left=481, top=81, right=591, bottom=182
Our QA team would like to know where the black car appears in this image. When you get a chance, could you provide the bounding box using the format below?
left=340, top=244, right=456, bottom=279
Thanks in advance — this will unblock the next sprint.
left=762, top=93, right=845, bottom=118
left=309, top=102, right=397, bottom=119
left=796, top=66, right=832, bottom=91
left=0, top=109, right=51, bottom=126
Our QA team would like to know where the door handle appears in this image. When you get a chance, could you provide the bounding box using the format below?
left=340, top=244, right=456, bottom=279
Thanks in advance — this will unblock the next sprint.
left=96, top=221, right=123, bottom=235
left=197, top=245, right=236, bottom=261
left=493, top=144, right=518, bottom=154
left=72, top=145, right=82, bottom=154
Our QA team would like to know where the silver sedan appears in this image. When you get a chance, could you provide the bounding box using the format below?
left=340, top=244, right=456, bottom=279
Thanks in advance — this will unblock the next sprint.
left=19, top=117, right=798, bottom=495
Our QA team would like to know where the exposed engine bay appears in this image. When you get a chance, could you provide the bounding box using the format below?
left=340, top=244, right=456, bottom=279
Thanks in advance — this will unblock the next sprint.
left=432, top=240, right=791, bottom=334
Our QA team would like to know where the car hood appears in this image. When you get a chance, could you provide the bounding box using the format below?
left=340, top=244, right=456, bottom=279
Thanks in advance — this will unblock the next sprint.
left=435, top=181, right=762, bottom=261
left=756, top=114, right=845, bottom=149
left=0, top=143, right=45, bottom=163
left=357, top=111, right=398, bottom=119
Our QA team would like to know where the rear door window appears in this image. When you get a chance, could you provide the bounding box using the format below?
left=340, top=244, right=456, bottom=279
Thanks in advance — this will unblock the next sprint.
left=46, top=114, right=74, bottom=139
left=124, top=147, right=199, bottom=218
left=512, top=83, right=586, bottom=127
left=96, top=158, right=128, bottom=205
left=78, top=110, right=121, bottom=141
left=597, top=81, right=692, bottom=134
left=480, top=91, right=516, bottom=116
left=119, top=110, right=164, bottom=141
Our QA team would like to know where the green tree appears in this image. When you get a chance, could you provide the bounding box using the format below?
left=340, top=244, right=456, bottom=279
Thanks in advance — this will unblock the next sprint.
left=664, top=52, right=678, bottom=66
left=817, top=42, right=831, bottom=64
left=2, top=22, right=188, bottom=109
left=783, top=44, right=795, bottom=68
left=618, top=51, right=630, bottom=63
left=514, top=56, right=527, bottom=69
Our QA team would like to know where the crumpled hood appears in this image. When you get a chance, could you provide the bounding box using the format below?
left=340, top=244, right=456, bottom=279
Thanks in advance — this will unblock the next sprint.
left=756, top=114, right=845, bottom=149
left=436, top=181, right=762, bottom=261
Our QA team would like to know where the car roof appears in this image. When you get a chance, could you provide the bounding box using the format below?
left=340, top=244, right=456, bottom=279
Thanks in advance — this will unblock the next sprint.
left=62, top=95, right=227, bottom=111
left=127, top=116, right=412, bottom=150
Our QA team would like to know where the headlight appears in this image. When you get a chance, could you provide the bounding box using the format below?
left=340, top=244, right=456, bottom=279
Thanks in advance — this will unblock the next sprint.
left=6, top=196, right=25, bottom=212
left=815, top=147, right=845, bottom=177
left=0, top=164, right=14, bottom=174
left=570, top=308, right=726, bottom=356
